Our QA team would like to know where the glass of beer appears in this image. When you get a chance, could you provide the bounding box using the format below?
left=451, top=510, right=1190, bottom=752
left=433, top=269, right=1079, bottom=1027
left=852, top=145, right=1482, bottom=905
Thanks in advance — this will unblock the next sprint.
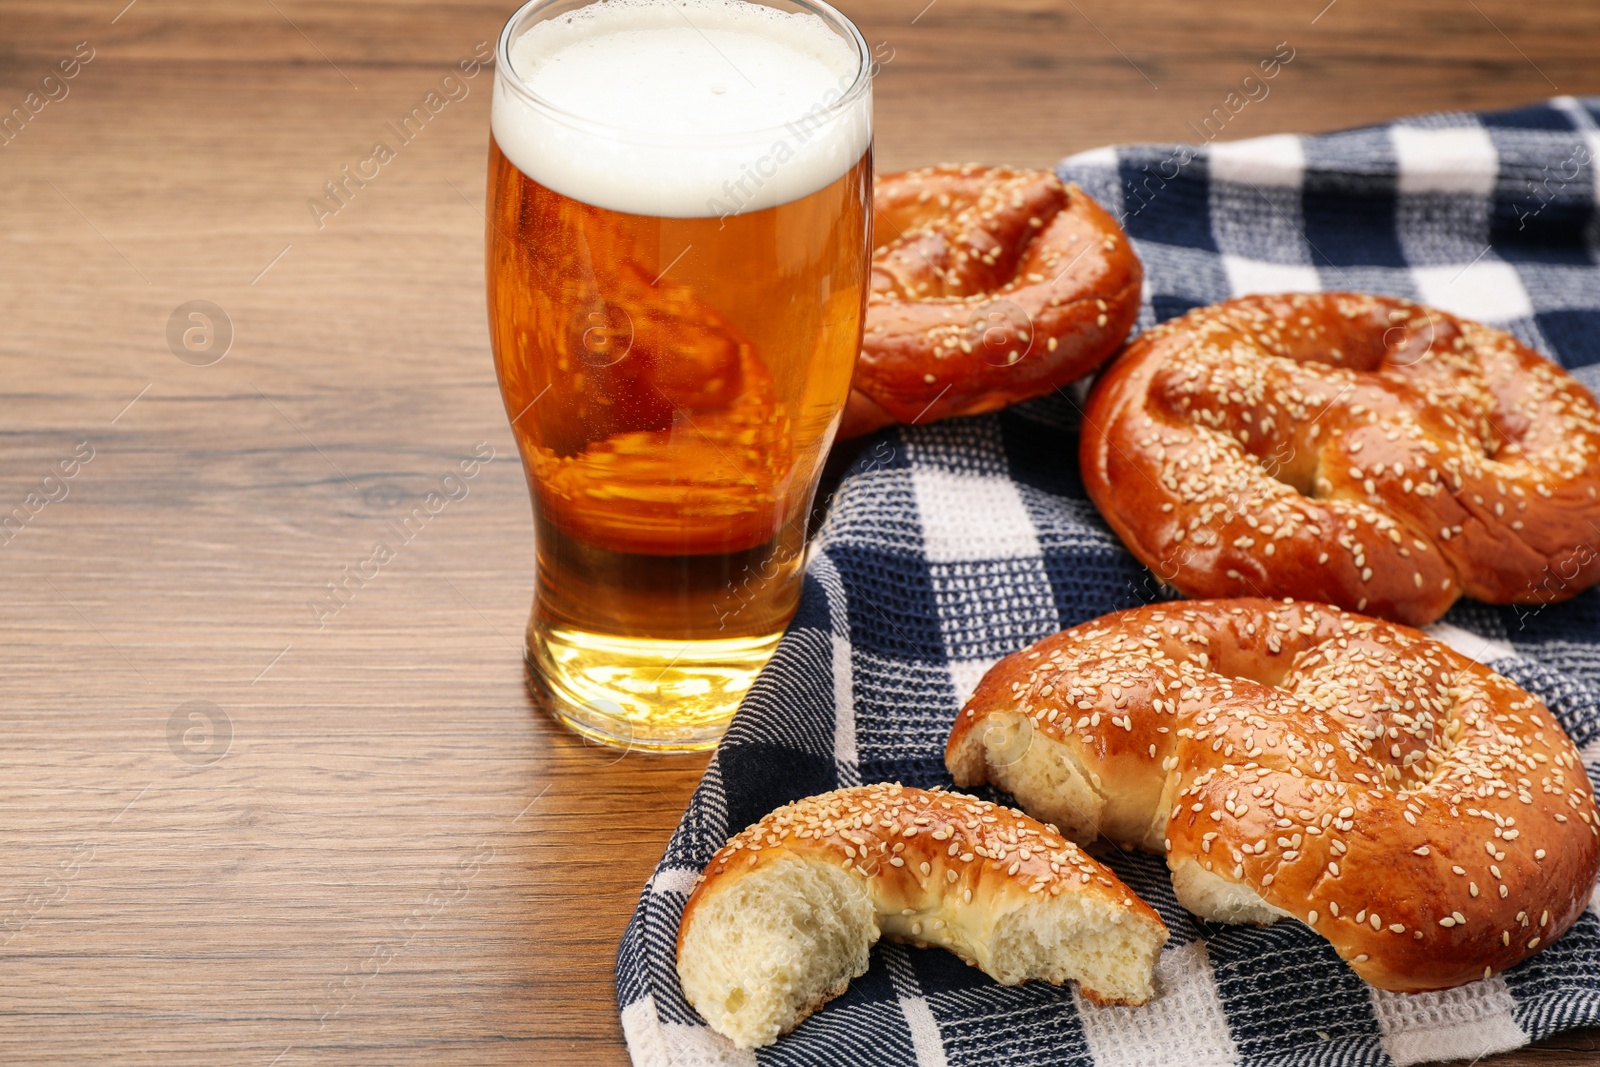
left=487, top=0, right=873, bottom=751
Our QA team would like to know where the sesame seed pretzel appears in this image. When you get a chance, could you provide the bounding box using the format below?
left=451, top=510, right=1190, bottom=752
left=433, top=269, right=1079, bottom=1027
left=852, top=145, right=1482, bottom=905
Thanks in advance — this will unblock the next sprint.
left=948, top=599, right=1600, bottom=992
left=1081, top=292, right=1600, bottom=625
left=676, top=784, right=1167, bottom=1045
left=840, top=165, right=1142, bottom=437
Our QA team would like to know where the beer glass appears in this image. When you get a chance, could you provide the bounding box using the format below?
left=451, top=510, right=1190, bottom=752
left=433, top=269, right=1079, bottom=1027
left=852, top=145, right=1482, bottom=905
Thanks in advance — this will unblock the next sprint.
left=487, top=0, right=873, bottom=750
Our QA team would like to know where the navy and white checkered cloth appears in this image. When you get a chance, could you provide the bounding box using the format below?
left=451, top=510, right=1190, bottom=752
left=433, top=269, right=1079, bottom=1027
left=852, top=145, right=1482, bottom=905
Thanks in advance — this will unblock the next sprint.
left=617, top=96, right=1600, bottom=1067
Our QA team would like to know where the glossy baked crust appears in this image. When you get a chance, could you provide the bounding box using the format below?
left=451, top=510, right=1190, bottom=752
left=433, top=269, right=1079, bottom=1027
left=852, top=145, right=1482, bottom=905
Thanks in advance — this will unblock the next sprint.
left=842, top=165, right=1142, bottom=435
left=948, top=598, right=1600, bottom=993
left=1080, top=292, right=1600, bottom=625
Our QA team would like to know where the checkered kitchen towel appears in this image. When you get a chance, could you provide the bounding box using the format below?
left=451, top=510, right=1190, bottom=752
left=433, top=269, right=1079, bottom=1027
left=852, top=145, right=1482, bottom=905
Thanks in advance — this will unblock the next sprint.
left=617, top=97, right=1600, bottom=1067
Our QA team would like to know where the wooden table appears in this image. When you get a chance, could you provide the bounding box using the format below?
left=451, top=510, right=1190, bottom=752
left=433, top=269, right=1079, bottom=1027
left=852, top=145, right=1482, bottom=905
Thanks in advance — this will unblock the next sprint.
left=3, top=1, right=1597, bottom=1063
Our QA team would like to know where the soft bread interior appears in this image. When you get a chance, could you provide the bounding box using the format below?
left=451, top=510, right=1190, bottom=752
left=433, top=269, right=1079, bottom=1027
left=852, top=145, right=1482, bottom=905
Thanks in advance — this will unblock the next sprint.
left=959, top=711, right=1105, bottom=844
left=676, top=854, right=877, bottom=1049
left=1170, top=857, right=1294, bottom=925
left=982, top=890, right=1165, bottom=1004
left=970, top=710, right=1168, bottom=851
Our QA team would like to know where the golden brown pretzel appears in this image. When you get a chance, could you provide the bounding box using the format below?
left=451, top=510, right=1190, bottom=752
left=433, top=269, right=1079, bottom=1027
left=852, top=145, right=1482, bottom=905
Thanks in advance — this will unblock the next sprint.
left=948, top=599, right=1600, bottom=993
left=841, top=165, right=1142, bottom=437
left=675, top=783, right=1168, bottom=1047
left=1080, top=292, right=1600, bottom=625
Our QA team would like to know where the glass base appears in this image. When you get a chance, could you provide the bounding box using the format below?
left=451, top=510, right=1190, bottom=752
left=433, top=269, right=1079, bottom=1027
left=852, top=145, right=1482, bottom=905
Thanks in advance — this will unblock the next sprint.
left=526, top=621, right=782, bottom=752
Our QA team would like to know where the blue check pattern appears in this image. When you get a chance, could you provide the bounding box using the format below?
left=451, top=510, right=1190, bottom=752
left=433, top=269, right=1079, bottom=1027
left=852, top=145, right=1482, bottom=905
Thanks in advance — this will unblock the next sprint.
left=617, top=97, right=1600, bottom=1067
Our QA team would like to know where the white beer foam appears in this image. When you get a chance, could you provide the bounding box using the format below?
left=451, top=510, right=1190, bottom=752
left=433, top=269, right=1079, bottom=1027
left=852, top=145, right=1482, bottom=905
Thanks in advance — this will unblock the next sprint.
left=494, top=0, right=870, bottom=218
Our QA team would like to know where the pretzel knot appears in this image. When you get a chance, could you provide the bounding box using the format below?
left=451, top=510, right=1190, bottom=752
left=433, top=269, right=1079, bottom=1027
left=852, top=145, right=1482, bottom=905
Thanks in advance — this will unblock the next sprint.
left=948, top=599, right=1600, bottom=993
left=1081, top=292, right=1600, bottom=625
left=841, top=165, right=1141, bottom=436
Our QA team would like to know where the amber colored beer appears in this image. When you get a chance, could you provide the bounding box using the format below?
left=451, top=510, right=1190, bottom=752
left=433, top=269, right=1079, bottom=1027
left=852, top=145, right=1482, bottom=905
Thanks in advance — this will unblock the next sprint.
left=487, top=119, right=870, bottom=747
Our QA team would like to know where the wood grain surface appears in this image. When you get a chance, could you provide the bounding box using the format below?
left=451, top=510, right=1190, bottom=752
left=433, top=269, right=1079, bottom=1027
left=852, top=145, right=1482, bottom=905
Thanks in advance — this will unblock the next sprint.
left=2, top=1, right=1597, bottom=1063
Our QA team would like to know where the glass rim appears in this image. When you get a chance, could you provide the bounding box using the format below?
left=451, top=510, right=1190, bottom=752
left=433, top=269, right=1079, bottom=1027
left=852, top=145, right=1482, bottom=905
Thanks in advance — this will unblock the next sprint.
left=493, top=0, right=873, bottom=147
